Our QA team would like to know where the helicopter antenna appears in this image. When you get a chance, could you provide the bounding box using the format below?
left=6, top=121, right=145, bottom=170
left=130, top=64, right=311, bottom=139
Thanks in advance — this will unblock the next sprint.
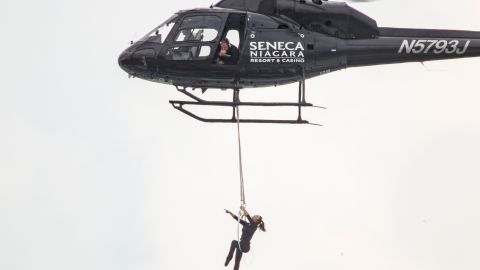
left=420, top=61, right=445, bottom=72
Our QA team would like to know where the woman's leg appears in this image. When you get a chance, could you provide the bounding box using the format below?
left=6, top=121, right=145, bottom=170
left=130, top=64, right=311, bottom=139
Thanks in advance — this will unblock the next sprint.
left=233, top=247, right=243, bottom=270
left=225, top=240, right=238, bottom=267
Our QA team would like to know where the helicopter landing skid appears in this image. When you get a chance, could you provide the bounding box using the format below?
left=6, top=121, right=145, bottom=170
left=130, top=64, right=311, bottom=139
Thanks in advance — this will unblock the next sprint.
left=169, top=82, right=325, bottom=125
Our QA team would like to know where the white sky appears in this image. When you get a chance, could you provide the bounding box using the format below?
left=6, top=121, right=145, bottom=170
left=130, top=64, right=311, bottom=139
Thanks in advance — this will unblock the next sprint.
left=1, top=0, right=480, bottom=270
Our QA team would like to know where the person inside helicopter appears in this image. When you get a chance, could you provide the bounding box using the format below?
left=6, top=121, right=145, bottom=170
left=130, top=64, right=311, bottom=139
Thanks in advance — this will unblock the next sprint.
left=216, top=38, right=239, bottom=65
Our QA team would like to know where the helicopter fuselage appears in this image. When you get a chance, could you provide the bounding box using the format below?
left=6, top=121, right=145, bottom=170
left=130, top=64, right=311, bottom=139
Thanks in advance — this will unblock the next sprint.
left=118, top=0, right=480, bottom=90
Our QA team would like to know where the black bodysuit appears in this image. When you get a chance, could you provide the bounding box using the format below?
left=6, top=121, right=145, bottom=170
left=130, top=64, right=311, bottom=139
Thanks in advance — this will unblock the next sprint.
left=237, top=214, right=257, bottom=250
left=225, top=214, right=257, bottom=270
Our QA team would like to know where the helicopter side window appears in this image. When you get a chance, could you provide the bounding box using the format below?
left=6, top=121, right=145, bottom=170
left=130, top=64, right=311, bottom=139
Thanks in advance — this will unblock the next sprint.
left=225, top=30, right=240, bottom=48
left=165, top=46, right=212, bottom=61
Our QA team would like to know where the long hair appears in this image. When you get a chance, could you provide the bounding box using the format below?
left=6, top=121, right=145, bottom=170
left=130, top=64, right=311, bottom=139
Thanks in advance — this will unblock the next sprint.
left=258, top=217, right=266, bottom=232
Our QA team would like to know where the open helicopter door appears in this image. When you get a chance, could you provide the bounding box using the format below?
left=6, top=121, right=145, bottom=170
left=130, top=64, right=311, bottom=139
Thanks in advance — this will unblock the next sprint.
left=207, top=13, right=248, bottom=81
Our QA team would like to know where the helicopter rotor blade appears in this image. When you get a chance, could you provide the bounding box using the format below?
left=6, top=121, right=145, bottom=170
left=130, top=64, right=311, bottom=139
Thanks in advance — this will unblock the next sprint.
left=347, top=0, right=377, bottom=2
left=315, top=0, right=378, bottom=5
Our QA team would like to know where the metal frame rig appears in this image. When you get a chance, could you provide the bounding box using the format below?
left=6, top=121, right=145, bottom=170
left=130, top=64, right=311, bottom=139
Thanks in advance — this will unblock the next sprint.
left=169, top=81, right=325, bottom=125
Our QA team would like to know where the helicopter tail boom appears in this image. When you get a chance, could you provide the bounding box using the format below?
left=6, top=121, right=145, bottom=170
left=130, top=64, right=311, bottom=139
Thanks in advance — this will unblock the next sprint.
left=344, top=27, right=480, bottom=67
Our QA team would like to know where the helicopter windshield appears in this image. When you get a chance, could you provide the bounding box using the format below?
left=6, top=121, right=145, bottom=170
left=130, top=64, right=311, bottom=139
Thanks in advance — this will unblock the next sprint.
left=141, top=15, right=178, bottom=43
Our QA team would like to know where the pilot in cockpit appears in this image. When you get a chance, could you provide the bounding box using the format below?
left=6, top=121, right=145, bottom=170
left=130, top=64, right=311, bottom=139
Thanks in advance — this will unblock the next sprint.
left=216, top=38, right=239, bottom=65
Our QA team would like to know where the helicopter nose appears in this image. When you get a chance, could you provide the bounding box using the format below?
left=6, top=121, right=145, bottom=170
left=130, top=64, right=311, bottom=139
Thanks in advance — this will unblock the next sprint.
left=118, top=50, right=133, bottom=73
left=118, top=48, right=156, bottom=74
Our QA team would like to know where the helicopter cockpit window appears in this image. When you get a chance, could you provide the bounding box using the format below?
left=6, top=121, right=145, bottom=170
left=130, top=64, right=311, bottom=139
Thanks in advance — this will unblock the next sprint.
left=174, top=16, right=222, bottom=43
left=175, top=28, right=218, bottom=42
left=164, top=15, right=223, bottom=61
left=141, top=15, right=178, bottom=43
left=179, top=15, right=222, bottom=29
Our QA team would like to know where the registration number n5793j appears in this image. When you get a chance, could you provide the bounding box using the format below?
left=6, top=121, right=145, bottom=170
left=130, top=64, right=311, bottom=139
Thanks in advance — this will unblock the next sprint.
left=398, top=39, right=470, bottom=55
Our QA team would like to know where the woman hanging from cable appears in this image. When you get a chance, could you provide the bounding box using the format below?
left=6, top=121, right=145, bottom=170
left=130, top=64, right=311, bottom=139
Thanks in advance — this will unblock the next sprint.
left=224, top=205, right=266, bottom=270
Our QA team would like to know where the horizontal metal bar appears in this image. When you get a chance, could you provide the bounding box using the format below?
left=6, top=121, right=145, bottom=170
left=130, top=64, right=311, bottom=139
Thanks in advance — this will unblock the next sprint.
left=171, top=103, right=314, bottom=124
left=173, top=87, right=326, bottom=108
left=169, top=100, right=314, bottom=107
left=170, top=86, right=323, bottom=125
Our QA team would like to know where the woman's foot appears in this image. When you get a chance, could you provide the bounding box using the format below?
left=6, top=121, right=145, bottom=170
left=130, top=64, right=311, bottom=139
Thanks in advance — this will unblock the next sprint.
left=225, top=256, right=232, bottom=267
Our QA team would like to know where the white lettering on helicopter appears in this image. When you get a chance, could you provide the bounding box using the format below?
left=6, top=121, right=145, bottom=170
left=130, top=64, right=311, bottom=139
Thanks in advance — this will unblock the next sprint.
left=398, top=39, right=470, bottom=55
left=250, top=41, right=305, bottom=51
left=249, top=41, right=305, bottom=63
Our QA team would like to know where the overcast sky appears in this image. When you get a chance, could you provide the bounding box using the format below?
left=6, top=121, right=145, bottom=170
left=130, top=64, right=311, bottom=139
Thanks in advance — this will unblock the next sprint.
left=1, top=0, right=480, bottom=270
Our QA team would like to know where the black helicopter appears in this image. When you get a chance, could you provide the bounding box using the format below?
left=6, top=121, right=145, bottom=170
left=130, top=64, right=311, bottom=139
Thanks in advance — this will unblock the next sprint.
left=118, top=0, right=480, bottom=124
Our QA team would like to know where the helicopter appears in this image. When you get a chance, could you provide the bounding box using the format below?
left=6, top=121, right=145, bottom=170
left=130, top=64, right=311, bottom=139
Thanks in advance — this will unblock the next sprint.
left=118, top=0, right=480, bottom=124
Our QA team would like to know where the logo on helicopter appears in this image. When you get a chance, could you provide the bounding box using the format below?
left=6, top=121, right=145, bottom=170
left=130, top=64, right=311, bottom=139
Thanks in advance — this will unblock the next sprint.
left=398, top=39, right=471, bottom=55
left=249, top=41, right=305, bottom=63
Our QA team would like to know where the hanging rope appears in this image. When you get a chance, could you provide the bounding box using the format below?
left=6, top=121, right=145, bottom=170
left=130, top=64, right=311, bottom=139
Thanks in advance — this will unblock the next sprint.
left=234, top=99, right=246, bottom=253
left=236, top=105, right=246, bottom=205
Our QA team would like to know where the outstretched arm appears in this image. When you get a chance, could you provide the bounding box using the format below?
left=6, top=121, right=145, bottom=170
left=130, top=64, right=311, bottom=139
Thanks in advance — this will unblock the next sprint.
left=225, top=209, right=236, bottom=219
left=225, top=209, right=247, bottom=226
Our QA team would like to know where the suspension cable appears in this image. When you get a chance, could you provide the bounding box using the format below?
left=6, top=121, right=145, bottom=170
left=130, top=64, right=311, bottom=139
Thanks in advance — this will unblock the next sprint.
left=235, top=104, right=246, bottom=205
left=235, top=101, right=246, bottom=253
